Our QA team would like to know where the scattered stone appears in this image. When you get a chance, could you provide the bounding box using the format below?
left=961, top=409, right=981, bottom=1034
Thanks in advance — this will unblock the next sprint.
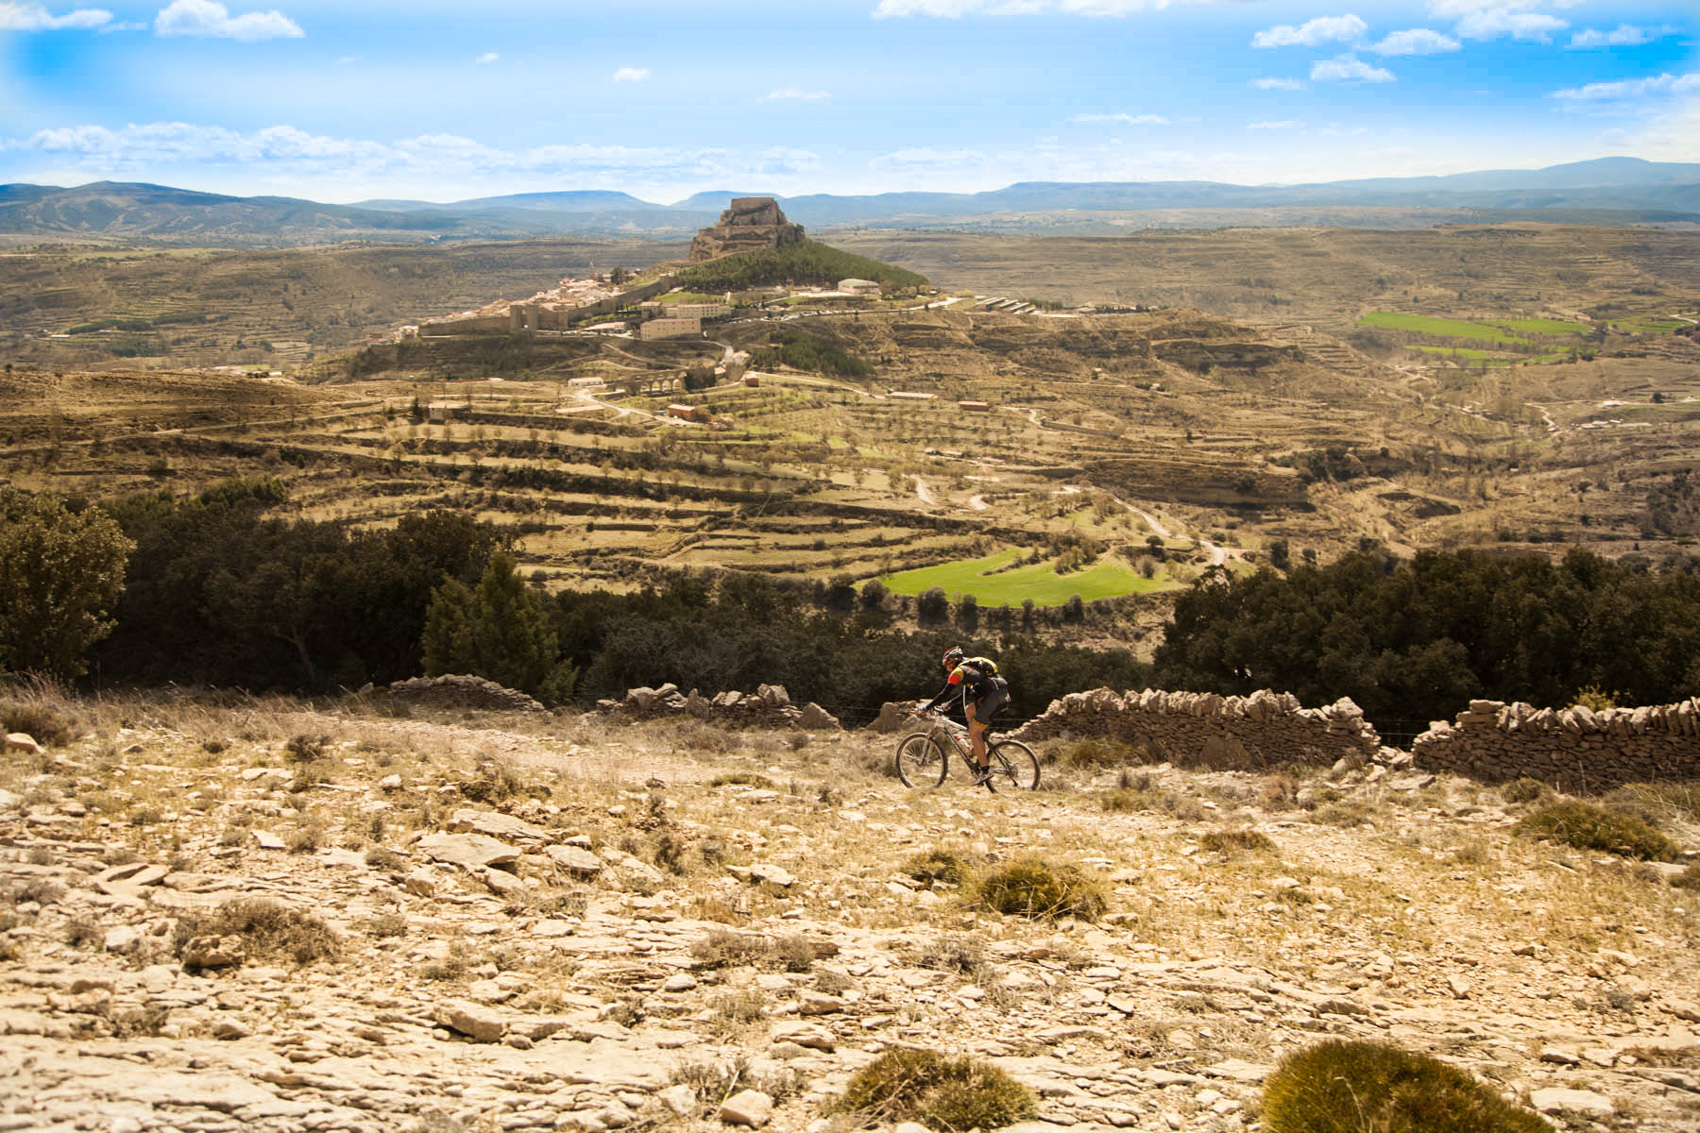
left=1531, top=1087, right=1613, bottom=1117
left=4, top=732, right=44, bottom=755
left=252, top=830, right=286, bottom=850
left=434, top=1000, right=508, bottom=1043
left=718, top=1089, right=774, bottom=1128
left=418, top=832, right=521, bottom=870
left=182, top=935, right=246, bottom=969
left=450, top=807, right=552, bottom=843
left=547, top=844, right=604, bottom=876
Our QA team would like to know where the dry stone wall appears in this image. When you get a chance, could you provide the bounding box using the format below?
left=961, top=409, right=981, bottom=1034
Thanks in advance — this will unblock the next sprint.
left=596, top=683, right=840, bottom=730
left=1009, top=687, right=1382, bottom=771
left=1411, top=698, right=1700, bottom=791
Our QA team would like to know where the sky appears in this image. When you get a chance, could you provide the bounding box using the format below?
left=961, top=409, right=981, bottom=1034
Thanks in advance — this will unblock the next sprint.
left=1, top=0, right=1696, bottom=204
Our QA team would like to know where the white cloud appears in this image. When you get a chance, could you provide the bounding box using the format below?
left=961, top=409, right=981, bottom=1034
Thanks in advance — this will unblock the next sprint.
left=1248, top=120, right=1303, bottom=130
left=1073, top=112, right=1170, bottom=125
left=154, top=0, right=302, bottom=40
left=1551, top=72, right=1700, bottom=103
left=1252, top=14, right=1367, bottom=49
left=763, top=87, right=830, bottom=101
left=873, top=0, right=1226, bottom=17
left=1, top=120, right=825, bottom=193
left=1251, top=77, right=1305, bottom=90
left=1311, top=54, right=1394, bottom=84
left=474, top=52, right=498, bottom=64
left=0, top=3, right=112, bottom=30
left=1455, top=9, right=1567, bottom=42
left=612, top=66, right=649, bottom=82
left=1372, top=28, right=1460, bottom=55
left=1569, top=25, right=1652, bottom=49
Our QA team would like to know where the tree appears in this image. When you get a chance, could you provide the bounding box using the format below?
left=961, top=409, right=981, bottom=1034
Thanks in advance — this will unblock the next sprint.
left=423, top=552, right=576, bottom=703
left=0, top=486, right=133, bottom=679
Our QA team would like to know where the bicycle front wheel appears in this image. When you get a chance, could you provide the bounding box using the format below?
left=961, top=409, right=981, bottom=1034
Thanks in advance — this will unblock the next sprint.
left=986, top=739, right=1040, bottom=791
left=895, top=733, right=949, bottom=788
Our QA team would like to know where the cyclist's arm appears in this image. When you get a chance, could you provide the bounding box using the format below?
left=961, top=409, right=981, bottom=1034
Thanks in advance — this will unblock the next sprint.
left=919, top=669, right=965, bottom=713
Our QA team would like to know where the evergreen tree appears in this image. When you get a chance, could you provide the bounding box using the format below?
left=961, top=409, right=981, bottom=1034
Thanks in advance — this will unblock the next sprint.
left=0, top=486, right=134, bottom=679
left=423, top=553, right=576, bottom=703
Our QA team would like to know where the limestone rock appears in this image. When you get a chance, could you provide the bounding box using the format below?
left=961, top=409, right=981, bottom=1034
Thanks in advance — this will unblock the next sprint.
left=182, top=935, right=247, bottom=970
left=435, top=999, right=508, bottom=1042
left=547, top=844, right=604, bottom=876
left=690, top=198, right=804, bottom=263
left=1531, top=1087, right=1613, bottom=1117
left=418, top=832, right=521, bottom=870
left=5, top=732, right=44, bottom=755
left=718, top=1089, right=774, bottom=1128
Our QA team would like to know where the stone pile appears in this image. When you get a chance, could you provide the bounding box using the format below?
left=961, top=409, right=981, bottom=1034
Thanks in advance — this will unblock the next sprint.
left=1412, top=697, right=1700, bottom=791
left=1009, top=687, right=1381, bottom=770
left=385, top=674, right=547, bottom=713
left=596, top=682, right=841, bottom=730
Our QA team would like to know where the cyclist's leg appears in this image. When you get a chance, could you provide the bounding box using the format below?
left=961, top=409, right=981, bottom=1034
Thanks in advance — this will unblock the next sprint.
left=964, top=701, right=989, bottom=770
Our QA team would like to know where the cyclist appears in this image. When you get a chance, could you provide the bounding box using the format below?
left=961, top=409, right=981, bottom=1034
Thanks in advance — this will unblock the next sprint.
left=917, top=646, right=1009, bottom=786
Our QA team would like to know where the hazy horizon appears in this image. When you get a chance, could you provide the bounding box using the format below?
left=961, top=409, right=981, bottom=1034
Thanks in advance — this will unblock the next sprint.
left=3, top=0, right=1696, bottom=204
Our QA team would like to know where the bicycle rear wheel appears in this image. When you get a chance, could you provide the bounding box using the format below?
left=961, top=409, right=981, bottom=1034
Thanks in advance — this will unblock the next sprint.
left=985, top=739, right=1040, bottom=791
left=895, top=733, right=949, bottom=788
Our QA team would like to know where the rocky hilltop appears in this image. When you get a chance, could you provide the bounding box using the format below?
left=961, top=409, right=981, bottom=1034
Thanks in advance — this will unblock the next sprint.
left=690, top=198, right=806, bottom=262
left=1, top=689, right=1698, bottom=1133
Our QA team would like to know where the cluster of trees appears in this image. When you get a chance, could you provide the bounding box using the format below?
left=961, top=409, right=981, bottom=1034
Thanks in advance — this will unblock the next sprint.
left=673, top=240, right=927, bottom=294
left=554, top=574, right=1149, bottom=723
left=10, top=478, right=1700, bottom=729
left=90, top=480, right=508, bottom=694
left=1156, top=547, right=1700, bottom=725
left=750, top=327, right=873, bottom=379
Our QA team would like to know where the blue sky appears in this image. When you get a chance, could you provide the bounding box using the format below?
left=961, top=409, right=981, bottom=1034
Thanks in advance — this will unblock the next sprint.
left=2, top=0, right=1696, bottom=203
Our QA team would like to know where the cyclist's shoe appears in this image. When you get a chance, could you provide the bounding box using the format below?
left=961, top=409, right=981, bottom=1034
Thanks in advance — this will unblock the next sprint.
left=970, top=764, right=993, bottom=786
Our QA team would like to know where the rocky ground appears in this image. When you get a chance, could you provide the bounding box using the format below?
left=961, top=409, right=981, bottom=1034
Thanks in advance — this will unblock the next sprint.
left=2, top=692, right=1699, bottom=1133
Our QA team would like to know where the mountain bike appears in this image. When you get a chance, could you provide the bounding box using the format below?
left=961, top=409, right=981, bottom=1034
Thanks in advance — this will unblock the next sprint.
left=895, top=712, right=1040, bottom=792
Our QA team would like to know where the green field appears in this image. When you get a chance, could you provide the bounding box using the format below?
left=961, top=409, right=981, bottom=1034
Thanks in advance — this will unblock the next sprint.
left=1503, top=317, right=1590, bottom=335
left=1359, top=311, right=1530, bottom=345
left=1613, top=317, right=1689, bottom=335
left=880, top=548, right=1167, bottom=606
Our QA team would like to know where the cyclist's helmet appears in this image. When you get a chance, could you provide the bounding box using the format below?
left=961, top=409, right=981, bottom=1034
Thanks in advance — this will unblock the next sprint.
left=942, top=646, right=965, bottom=669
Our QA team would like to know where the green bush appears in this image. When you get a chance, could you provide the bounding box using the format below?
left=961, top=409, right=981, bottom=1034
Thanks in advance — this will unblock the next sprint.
left=974, top=857, right=1106, bottom=922
left=1514, top=800, right=1679, bottom=861
left=674, top=238, right=927, bottom=293
left=836, top=1048, right=1036, bottom=1131
left=1262, top=1039, right=1550, bottom=1133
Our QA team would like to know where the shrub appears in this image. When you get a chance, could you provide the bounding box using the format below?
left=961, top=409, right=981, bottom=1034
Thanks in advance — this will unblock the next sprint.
left=1054, top=737, right=1153, bottom=769
left=0, top=684, right=83, bottom=747
left=284, top=733, right=328, bottom=764
left=1262, top=1039, right=1551, bottom=1133
left=176, top=897, right=341, bottom=968
left=904, top=848, right=972, bottom=886
left=1199, top=828, right=1277, bottom=856
left=974, top=857, right=1107, bottom=922
left=709, top=772, right=776, bottom=789
left=1670, top=863, right=1700, bottom=891
left=1514, top=800, right=1678, bottom=862
left=836, top=1048, right=1037, bottom=1131
left=1501, top=778, right=1551, bottom=805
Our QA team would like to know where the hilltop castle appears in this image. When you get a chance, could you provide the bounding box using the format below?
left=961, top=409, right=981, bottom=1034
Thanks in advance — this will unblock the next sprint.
left=689, top=197, right=804, bottom=262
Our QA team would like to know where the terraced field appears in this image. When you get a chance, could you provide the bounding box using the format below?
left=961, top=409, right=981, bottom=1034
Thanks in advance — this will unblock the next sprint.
left=4, top=224, right=1700, bottom=622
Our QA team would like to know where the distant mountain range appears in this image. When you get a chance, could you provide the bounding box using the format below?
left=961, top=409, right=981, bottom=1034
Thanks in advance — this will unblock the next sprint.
left=3, top=157, right=1697, bottom=245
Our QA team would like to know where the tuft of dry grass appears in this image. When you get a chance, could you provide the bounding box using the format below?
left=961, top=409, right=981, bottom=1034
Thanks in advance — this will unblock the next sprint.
left=974, top=857, right=1107, bottom=922
left=175, top=897, right=341, bottom=969
left=1199, top=828, right=1278, bottom=856
left=1514, top=800, right=1678, bottom=862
